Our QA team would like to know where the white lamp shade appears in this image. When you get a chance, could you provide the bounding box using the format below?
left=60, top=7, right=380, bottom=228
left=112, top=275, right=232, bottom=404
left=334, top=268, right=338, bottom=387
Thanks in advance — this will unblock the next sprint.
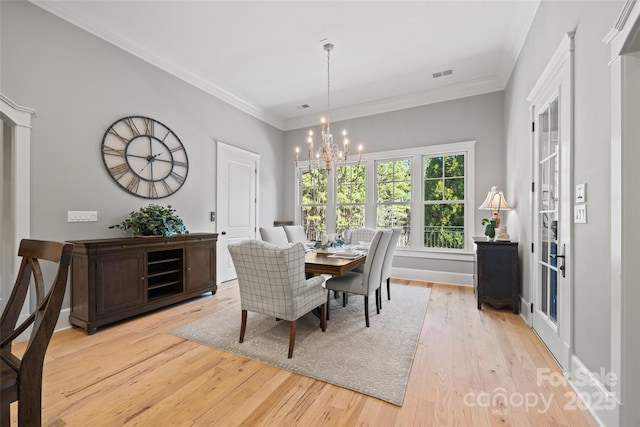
left=479, top=186, right=512, bottom=210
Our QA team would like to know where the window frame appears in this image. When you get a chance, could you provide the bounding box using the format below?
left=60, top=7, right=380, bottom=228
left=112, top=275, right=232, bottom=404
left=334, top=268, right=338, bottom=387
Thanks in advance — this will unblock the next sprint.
left=294, top=140, right=476, bottom=259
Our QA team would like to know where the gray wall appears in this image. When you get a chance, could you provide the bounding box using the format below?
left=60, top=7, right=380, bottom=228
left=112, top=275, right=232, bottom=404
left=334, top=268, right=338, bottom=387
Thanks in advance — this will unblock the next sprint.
left=284, top=91, right=506, bottom=276
left=1, top=1, right=285, bottom=307
left=504, top=0, right=621, bottom=377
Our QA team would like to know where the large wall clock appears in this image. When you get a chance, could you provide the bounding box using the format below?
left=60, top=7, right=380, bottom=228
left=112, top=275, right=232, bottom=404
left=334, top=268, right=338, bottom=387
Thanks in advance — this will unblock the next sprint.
left=101, top=116, right=189, bottom=199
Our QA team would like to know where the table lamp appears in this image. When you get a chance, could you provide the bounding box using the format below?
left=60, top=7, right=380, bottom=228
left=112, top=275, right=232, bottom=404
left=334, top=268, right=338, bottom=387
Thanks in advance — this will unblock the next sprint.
left=479, top=186, right=512, bottom=240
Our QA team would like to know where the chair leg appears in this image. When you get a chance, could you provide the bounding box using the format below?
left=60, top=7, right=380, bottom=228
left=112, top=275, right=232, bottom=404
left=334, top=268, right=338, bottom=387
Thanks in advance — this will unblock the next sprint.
left=364, top=295, right=370, bottom=327
left=288, top=320, right=296, bottom=358
left=326, top=291, right=331, bottom=321
left=20, top=380, right=42, bottom=427
left=376, top=288, right=381, bottom=314
left=239, top=309, right=247, bottom=343
left=387, top=277, right=391, bottom=300
left=342, top=292, right=347, bottom=307
left=1, top=402, right=10, bottom=427
left=320, top=303, right=326, bottom=332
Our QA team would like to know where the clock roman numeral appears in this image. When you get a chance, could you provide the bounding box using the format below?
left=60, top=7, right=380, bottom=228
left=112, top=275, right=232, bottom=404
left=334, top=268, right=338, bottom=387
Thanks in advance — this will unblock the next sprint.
left=107, top=128, right=129, bottom=145
left=126, top=175, right=140, bottom=194
left=108, top=163, right=130, bottom=180
left=102, top=146, right=125, bottom=158
left=170, top=171, right=186, bottom=185
left=123, top=117, right=141, bottom=137
left=161, top=180, right=173, bottom=195
left=143, top=118, right=154, bottom=136
left=160, top=129, right=171, bottom=142
left=173, top=160, right=188, bottom=168
left=149, top=182, right=159, bottom=199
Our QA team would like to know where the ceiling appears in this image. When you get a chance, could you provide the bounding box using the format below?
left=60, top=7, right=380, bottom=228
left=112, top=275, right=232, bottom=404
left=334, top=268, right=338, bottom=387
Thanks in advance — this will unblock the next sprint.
left=30, top=0, right=540, bottom=131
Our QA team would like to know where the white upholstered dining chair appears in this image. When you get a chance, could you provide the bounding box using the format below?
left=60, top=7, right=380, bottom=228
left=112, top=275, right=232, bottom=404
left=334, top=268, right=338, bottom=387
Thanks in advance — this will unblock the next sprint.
left=259, top=226, right=289, bottom=246
left=347, top=227, right=378, bottom=245
left=325, top=230, right=392, bottom=327
left=227, top=240, right=327, bottom=358
left=284, top=225, right=308, bottom=244
left=380, top=227, right=402, bottom=302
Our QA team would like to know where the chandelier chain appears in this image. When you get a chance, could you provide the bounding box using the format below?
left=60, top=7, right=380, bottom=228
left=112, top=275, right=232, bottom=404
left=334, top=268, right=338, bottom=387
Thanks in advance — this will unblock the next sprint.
left=326, top=43, right=331, bottom=128
left=294, top=41, right=361, bottom=175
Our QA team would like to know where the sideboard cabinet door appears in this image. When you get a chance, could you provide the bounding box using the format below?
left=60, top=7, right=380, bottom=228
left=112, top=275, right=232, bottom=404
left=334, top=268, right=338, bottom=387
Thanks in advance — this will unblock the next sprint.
left=474, top=238, right=519, bottom=314
left=96, top=250, right=145, bottom=316
left=185, top=235, right=217, bottom=294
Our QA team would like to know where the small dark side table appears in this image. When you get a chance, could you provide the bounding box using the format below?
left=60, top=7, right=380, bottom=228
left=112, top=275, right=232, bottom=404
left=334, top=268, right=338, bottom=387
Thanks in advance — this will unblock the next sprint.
left=473, top=238, right=520, bottom=314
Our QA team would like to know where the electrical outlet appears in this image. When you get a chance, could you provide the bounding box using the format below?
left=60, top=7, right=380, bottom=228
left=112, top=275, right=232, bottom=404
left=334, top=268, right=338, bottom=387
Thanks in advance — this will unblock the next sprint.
left=210, top=211, right=216, bottom=222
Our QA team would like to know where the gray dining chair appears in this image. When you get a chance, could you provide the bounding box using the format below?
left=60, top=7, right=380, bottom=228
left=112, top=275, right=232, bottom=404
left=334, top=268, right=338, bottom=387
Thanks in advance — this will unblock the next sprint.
left=325, top=230, right=392, bottom=327
left=284, top=225, right=308, bottom=244
left=259, top=226, right=289, bottom=246
left=347, top=227, right=377, bottom=245
left=227, top=240, right=327, bottom=358
left=380, top=227, right=402, bottom=302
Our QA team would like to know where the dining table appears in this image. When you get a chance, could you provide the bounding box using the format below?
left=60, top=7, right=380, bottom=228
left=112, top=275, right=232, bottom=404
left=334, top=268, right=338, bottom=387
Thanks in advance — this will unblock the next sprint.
left=304, top=250, right=366, bottom=276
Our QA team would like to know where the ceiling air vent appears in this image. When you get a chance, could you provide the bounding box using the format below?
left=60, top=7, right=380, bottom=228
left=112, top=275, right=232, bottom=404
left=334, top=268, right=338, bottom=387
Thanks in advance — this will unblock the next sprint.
left=433, top=69, right=453, bottom=79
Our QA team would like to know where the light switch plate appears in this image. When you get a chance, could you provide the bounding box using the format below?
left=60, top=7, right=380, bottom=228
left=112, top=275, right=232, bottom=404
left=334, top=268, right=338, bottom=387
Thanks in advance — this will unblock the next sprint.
left=574, top=204, right=587, bottom=224
left=575, top=183, right=586, bottom=203
left=68, top=211, right=98, bottom=222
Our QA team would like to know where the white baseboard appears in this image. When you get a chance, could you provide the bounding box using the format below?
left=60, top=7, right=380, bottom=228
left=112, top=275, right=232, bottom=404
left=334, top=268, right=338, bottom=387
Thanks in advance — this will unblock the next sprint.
left=56, top=307, right=73, bottom=333
left=391, top=267, right=473, bottom=287
left=14, top=308, right=73, bottom=343
left=568, top=355, right=620, bottom=427
left=519, top=296, right=532, bottom=325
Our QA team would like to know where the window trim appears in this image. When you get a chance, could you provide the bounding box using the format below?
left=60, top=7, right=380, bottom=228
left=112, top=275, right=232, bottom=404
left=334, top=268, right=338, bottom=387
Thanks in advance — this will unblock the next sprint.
left=295, top=140, right=476, bottom=255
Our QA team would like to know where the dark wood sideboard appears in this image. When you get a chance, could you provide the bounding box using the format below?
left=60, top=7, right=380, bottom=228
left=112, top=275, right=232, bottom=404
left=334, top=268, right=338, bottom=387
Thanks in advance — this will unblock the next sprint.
left=69, top=233, right=217, bottom=334
left=474, top=238, right=519, bottom=314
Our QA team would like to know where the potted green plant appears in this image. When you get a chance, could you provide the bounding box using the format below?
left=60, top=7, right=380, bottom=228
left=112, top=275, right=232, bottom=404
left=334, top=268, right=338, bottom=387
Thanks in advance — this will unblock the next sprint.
left=481, top=218, right=496, bottom=240
left=110, top=204, right=188, bottom=237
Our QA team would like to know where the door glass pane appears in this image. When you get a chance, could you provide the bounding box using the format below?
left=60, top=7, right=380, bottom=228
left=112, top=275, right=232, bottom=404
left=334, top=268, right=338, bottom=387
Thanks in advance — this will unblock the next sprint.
left=540, top=213, right=549, bottom=263
left=550, top=99, right=559, bottom=155
left=540, top=109, right=550, bottom=158
left=541, top=265, right=548, bottom=314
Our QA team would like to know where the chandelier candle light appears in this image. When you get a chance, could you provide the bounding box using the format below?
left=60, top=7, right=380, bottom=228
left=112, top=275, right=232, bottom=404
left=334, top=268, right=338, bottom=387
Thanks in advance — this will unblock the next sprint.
left=295, top=42, right=362, bottom=173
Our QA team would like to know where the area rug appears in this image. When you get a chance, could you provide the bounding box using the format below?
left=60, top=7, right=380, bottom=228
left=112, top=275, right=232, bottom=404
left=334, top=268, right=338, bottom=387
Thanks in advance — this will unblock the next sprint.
left=172, top=284, right=431, bottom=406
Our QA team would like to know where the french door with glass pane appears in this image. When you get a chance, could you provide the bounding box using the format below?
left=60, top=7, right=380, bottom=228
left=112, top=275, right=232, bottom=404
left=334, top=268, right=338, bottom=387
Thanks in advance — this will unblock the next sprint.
left=529, top=34, right=574, bottom=370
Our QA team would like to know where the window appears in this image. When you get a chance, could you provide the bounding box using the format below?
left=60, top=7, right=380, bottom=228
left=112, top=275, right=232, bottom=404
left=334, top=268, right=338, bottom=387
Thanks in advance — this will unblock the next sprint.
left=376, top=159, right=412, bottom=246
left=423, top=154, right=465, bottom=249
left=300, top=168, right=327, bottom=241
left=295, top=141, right=475, bottom=255
left=336, top=163, right=366, bottom=236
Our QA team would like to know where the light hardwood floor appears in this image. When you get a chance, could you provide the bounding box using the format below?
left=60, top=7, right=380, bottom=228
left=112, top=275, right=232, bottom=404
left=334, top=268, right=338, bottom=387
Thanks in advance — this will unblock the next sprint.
left=10, top=281, right=597, bottom=426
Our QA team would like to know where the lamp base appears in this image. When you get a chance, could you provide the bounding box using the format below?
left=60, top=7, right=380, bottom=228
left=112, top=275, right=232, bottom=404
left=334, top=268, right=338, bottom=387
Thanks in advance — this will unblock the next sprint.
left=495, top=226, right=510, bottom=241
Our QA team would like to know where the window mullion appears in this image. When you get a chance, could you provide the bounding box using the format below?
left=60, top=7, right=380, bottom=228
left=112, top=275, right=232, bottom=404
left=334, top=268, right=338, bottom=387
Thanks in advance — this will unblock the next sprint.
left=411, top=153, right=422, bottom=250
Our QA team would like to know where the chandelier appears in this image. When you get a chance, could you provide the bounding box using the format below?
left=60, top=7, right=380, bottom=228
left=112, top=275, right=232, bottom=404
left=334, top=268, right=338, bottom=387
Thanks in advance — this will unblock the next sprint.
left=295, top=42, right=362, bottom=173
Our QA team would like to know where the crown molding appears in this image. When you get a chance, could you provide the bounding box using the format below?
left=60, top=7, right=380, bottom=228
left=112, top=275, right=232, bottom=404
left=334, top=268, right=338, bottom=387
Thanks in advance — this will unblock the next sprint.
left=29, top=1, right=285, bottom=130
left=29, top=1, right=512, bottom=132
left=283, top=76, right=505, bottom=131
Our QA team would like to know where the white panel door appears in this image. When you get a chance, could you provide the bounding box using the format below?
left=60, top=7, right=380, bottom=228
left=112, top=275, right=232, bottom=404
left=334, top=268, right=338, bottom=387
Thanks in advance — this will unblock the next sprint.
left=216, top=142, right=259, bottom=283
